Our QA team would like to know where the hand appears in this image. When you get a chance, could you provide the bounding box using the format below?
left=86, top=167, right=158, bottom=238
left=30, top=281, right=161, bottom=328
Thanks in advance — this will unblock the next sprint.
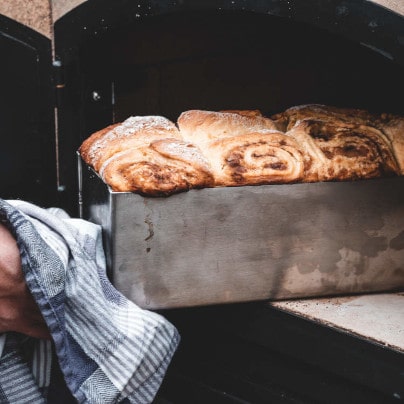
left=0, top=223, right=50, bottom=339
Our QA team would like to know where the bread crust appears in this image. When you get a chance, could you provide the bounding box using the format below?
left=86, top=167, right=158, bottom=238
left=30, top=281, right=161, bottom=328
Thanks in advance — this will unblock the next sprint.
left=203, top=130, right=305, bottom=187
left=79, top=116, right=181, bottom=171
left=219, top=109, right=263, bottom=117
left=375, top=114, right=404, bottom=174
left=79, top=123, right=119, bottom=166
left=78, top=106, right=403, bottom=196
left=272, top=104, right=404, bottom=174
left=177, top=110, right=277, bottom=146
left=286, top=118, right=399, bottom=182
left=271, top=104, right=376, bottom=131
left=100, top=138, right=214, bottom=195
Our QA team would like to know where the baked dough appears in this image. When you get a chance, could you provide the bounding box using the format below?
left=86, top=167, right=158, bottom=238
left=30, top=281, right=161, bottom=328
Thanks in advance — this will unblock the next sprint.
left=271, top=104, right=376, bottom=131
left=286, top=118, right=399, bottom=182
left=203, top=130, right=305, bottom=186
left=177, top=110, right=278, bottom=146
left=272, top=104, right=404, bottom=174
left=78, top=106, right=403, bottom=196
left=375, top=114, right=404, bottom=174
left=219, top=109, right=264, bottom=117
left=79, top=116, right=181, bottom=172
left=100, top=138, right=214, bottom=195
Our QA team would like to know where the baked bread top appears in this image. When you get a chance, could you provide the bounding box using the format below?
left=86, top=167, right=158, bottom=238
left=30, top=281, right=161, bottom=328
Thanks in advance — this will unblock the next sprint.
left=79, top=105, right=403, bottom=196
left=286, top=118, right=399, bottom=182
left=177, top=109, right=278, bottom=146
left=79, top=115, right=181, bottom=172
left=100, top=138, right=214, bottom=195
left=271, top=104, right=404, bottom=174
left=203, top=130, right=305, bottom=187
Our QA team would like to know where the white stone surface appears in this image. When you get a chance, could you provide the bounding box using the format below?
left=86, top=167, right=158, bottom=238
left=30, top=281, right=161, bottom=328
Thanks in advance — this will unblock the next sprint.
left=272, top=293, right=404, bottom=352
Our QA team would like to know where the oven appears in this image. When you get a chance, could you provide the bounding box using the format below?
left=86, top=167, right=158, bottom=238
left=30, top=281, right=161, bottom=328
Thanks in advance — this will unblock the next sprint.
left=1, top=0, right=403, bottom=402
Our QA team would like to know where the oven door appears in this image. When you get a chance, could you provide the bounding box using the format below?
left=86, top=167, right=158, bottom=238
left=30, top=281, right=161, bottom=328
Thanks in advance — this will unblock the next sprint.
left=0, top=13, right=56, bottom=207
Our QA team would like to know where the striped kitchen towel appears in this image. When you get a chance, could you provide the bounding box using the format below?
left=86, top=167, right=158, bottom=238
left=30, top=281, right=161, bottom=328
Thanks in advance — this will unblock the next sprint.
left=0, top=199, right=180, bottom=403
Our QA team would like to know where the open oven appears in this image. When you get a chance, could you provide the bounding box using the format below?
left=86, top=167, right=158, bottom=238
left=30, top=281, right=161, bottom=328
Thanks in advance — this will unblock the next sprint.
left=1, top=0, right=404, bottom=402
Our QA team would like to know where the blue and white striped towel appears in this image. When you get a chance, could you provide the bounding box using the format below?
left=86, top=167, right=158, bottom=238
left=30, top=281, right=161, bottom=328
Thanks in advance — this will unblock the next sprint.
left=0, top=199, right=180, bottom=403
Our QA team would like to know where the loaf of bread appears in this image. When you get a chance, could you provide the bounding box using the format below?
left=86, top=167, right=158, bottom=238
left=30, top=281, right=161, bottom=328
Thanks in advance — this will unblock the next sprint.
left=78, top=105, right=403, bottom=196
left=220, top=109, right=264, bottom=117
left=79, top=115, right=181, bottom=172
left=271, top=104, right=404, bottom=174
left=203, top=130, right=305, bottom=186
left=285, top=118, right=399, bottom=182
left=100, top=138, right=214, bottom=195
left=271, top=104, right=376, bottom=131
left=177, top=110, right=278, bottom=146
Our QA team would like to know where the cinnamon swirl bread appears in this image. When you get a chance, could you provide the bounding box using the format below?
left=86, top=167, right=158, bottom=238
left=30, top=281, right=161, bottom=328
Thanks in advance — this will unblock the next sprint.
left=79, top=115, right=181, bottom=172
left=272, top=104, right=404, bottom=174
left=271, top=104, right=376, bottom=132
left=177, top=110, right=278, bottom=146
left=100, top=138, right=214, bottom=195
left=219, top=109, right=264, bottom=118
left=203, top=130, right=305, bottom=187
left=78, top=106, right=403, bottom=196
left=286, top=118, right=399, bottom=182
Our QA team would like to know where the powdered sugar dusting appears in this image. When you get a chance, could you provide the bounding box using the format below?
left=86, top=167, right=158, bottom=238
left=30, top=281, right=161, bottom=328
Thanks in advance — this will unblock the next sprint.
left=115, top=115, right=177, bottom=136
left=88, top=116, right=178, bottom=162
left=152, top=139, right=212, bottom=172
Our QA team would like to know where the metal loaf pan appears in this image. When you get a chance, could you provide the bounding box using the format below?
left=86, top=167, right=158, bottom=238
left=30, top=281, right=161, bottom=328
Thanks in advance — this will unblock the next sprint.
left=78, top=155, right=404, bottom=309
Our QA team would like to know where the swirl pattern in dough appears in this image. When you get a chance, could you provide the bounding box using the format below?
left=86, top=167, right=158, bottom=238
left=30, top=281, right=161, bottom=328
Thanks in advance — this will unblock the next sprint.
left=78, top=107, right=403, bottom=196
left=271, top=104, right=404, bottom=174
left=287, top=118, right=399, bottom=182
left=79, top=116, right=181, bottom=171
left=204, top=130, right=305, bottom=187
left=100, top=139, right=214, bottom=195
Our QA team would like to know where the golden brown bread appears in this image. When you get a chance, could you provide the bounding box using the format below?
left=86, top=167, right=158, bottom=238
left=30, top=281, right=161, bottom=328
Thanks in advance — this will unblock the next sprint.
left=100, top=138, right=214, bottom=195
left=375, top=114, right=404, bottom=174
left=271, top=104, right=404, bottom=174
left=203, top=130, right=305, bottom=187
left=271, top=104, right=376, bottom=131
left=79, top=123, right=120, bottom=166
left=286, top=118, right=399, bottom=182
left=79, top=116, right=181, bottom=172
left=78, top=106, right=403, bottom=196
left=177, top=110, right=278, bottom=146
left=219, top=109, right=264, bottom=118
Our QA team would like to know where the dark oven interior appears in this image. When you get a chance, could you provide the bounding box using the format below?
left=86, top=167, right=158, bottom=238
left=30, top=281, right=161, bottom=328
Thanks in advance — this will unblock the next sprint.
left=95, top=11, right=404, bottom=120
left=54, top=0, right=404, bottom=215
